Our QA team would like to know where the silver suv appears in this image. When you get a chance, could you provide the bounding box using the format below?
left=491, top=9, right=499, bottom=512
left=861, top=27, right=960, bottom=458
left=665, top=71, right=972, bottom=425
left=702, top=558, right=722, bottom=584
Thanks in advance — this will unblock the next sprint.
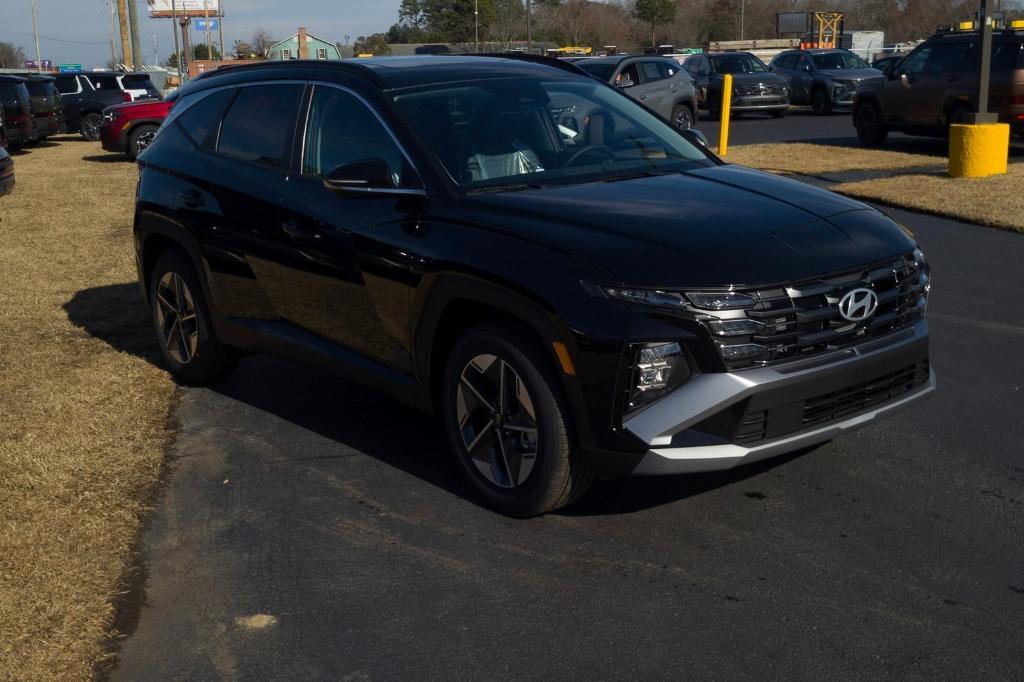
left=770, top=49, right=884, bottom=114
left=575, top=56, right=699, bottom=129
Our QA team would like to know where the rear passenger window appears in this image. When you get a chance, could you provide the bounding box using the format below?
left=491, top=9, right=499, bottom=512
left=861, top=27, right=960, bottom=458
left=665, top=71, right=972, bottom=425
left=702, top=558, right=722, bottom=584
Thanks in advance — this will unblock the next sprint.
left=216, top=84, right=303, bottom=169
left=641, top=62, right=663, bottom=82
left=174, top=88, right=235, bottom=148
left=55, top=76, right=78, bottom=94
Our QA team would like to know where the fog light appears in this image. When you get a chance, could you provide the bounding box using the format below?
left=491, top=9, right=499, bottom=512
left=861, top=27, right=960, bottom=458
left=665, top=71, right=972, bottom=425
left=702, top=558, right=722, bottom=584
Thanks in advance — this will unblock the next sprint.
left=685, top=291, right=756, bottom=310
left=706, top=318, right=764, bottom=337
left=718, top=343, right=767, bottom=362
left=627, top=342, right=691, bottom=412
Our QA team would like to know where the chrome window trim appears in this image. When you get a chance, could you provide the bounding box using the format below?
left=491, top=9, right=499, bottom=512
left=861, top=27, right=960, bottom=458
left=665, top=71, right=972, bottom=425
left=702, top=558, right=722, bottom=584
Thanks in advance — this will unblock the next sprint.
left=300, top=80, right=425, bottom=190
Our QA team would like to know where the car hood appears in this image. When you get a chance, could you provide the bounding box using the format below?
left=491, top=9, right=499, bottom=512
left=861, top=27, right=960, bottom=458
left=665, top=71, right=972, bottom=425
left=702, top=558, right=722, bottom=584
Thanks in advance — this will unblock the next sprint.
left=464, top=164, right=914, bottom=288
left=817, top=67, right=885, bottom=83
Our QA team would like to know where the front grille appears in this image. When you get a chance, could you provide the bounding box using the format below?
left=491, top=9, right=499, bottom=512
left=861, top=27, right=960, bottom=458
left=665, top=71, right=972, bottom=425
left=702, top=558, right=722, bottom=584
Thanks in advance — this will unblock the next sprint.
left=735, top=83, right=786, bottom=96
left=734, top=359, right=930, bottom=444
left=710, top=252, right=928, bottom=370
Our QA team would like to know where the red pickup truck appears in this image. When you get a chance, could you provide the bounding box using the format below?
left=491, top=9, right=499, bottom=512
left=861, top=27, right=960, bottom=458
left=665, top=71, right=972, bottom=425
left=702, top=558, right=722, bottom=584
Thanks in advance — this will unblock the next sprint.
left=100, top=95, right=175, bottom=159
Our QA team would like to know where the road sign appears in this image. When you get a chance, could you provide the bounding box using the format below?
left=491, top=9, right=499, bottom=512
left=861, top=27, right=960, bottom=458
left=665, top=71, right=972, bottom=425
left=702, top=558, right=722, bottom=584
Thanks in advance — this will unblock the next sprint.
left=195, top=18, right=219, bottom=31
left=58, top=63, right=83, bottom=73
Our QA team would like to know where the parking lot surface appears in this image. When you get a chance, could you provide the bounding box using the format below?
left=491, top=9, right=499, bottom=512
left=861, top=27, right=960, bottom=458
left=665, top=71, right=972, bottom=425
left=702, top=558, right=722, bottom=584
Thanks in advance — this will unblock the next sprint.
left=111, top=178, right=1024, bottom=679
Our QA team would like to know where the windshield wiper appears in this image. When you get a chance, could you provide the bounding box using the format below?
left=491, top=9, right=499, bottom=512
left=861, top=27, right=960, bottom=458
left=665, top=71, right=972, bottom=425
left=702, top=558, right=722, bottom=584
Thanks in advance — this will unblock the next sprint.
left=599, top=169, right=681, bottom=183
left=467, top=182, right=546, bottom=195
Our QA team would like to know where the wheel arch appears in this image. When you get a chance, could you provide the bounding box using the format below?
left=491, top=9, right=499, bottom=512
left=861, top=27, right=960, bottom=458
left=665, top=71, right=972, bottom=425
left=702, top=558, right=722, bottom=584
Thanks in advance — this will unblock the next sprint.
left=136, top=212, right=211, bottom=310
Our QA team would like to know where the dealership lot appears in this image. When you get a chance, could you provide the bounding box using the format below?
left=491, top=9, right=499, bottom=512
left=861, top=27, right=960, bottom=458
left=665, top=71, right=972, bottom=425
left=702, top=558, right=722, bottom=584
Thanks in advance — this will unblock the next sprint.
left=109, top=147, right=1024, bottom=678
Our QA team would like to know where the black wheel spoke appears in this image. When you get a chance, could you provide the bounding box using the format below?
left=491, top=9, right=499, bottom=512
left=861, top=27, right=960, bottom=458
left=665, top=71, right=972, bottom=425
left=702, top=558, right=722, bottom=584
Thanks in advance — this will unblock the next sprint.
left=157, top=271, right=200, bottom=365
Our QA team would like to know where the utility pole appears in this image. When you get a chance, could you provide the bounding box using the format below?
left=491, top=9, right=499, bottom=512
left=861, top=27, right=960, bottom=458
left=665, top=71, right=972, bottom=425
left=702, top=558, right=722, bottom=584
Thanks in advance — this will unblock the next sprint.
left=474, top=0, right=479, bottom=53
left=740, top=0, right=745, bottom=41
left=218, top=0, right=225, bottom=63
left=203, top=0, right=212, bottom=60
left=179, top=17, right=191, bottom=78
left=526, top=0, right=532, bottom=54
left=968, top=0, right=998, bottom=123
left=128, top=0, right=144, bottom=68
left=108, top=0, right=118, bottom=69
left=171, top=0, right=181, bottom=78
left=153, top=33, right=158, bottom=67
left=30, top=0, right=43, bottom=73
left=116, top=0, right=131, bottom=69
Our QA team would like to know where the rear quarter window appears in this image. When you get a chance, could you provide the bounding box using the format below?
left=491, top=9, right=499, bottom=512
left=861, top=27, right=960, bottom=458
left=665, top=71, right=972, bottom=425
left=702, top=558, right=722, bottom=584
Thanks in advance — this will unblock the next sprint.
left=172, top=88, right=235, bottom=148
left=215, top=84, right=304, bottom=168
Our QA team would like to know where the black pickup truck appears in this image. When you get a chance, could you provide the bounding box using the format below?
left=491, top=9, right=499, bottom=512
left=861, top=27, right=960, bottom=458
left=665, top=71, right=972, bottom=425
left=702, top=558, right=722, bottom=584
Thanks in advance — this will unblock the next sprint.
left=52, top=73, right=128, bottom=141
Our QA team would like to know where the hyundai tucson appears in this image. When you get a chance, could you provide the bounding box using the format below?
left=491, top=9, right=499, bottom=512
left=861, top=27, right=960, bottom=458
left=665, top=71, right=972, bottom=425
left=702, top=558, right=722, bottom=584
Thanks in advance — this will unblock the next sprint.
left=134, top=56, right=934, bottom=516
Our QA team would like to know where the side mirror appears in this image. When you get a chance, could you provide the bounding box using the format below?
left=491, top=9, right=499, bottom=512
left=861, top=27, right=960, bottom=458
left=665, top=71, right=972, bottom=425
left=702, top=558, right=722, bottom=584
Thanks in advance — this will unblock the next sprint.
left=322, top=159, right=425, bottom=196
left=684, top=129, right=708, bottom=148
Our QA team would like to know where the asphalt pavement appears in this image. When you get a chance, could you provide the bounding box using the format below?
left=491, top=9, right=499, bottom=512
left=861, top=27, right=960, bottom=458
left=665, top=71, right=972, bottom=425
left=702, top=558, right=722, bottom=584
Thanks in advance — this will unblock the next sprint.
left=109, top=120, right=1024, bottom=680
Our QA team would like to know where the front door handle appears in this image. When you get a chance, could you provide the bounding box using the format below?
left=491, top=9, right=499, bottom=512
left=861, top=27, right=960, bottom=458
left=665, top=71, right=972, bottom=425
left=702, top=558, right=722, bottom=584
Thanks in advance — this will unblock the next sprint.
left=178, top=189, right=204, bottom=208
left=281, top=220, right=317, bottom=240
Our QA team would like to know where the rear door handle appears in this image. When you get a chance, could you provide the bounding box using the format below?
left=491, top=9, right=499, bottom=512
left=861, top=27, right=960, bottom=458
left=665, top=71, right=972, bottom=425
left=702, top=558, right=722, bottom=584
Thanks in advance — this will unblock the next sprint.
left=178, top=189, right=204, bottom=208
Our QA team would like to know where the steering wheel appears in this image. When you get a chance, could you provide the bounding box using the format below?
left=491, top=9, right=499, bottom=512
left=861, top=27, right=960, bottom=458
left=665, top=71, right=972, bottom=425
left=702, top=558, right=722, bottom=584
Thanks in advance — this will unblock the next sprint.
left=565, top=144, right=616, bottom=167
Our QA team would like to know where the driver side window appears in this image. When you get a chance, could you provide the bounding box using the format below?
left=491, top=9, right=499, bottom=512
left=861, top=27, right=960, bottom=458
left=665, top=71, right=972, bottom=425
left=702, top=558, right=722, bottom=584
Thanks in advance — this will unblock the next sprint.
left=302, top=86, right=420, bottom=189
left=898, top=46, right=934, bottom=75
left=615, top=64, right=640, bottom=88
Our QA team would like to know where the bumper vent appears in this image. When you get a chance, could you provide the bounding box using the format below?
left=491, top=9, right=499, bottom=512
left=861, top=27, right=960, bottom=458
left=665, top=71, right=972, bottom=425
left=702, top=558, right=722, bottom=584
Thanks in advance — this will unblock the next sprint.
left=708, top=252, right=929, bottom=370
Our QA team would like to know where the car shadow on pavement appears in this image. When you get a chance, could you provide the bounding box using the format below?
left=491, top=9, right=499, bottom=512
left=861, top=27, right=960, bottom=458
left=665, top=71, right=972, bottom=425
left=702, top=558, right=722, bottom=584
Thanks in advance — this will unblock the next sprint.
left=65, top=282, right=800, bottom=514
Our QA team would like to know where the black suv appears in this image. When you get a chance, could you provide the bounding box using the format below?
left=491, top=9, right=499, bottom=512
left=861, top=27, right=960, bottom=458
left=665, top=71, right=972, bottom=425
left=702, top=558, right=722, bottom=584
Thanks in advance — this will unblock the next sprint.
left=20, top=75, right=63, bottom=142
left=683, top=52, right=790, bottom=119
left=53, top=72, right=130, bottom=140
left=135, top=57, right=934, bottom=516
left=854, top=28, right=1024, bottom=145
left=0, top=75, right=33, bottom=149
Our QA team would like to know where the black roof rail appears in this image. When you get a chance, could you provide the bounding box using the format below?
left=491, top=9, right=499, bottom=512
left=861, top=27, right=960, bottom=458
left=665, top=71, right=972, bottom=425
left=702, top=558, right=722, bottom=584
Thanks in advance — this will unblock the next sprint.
left=464, top=52, right=590, bottom=76
left=187, top=59, right=386, bottom=88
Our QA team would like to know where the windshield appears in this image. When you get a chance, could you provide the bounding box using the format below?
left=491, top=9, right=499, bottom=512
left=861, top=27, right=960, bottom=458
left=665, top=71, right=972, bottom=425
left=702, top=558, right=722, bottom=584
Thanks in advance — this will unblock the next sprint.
left=710, top=54, right=768, bottom=74
left=811, top=52, right=870, bottom=70
left=575, top=61, right=616, bottom=82
left=392, top=77, right=711, bottom=191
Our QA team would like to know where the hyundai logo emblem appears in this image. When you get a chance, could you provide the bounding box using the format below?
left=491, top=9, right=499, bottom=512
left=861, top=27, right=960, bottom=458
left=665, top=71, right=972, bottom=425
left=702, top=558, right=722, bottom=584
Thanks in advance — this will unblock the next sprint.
left=838, top=288, right=879, bottom=322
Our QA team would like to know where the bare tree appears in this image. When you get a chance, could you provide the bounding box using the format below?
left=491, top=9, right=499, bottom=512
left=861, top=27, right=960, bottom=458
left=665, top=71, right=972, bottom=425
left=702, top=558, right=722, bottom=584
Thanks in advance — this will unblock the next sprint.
left=490, top=0, right=526, bottom=48
left=251, top=28, right=275, bottom=58
left=0, top=41, right=27, bottom=69
left=561, top=0, right=589, bottom=46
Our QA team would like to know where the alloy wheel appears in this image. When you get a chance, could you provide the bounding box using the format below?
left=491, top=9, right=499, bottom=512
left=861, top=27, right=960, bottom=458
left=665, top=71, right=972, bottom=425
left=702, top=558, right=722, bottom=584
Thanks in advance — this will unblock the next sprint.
left=136, top=130, right=156, bottom=153
left=675, top=107, right=694, bottom=130
left=456, top=353, right=539, bottom=489
left=155, top=271, right=200, bottom=365
left=81, top=114, right=102, bottom=141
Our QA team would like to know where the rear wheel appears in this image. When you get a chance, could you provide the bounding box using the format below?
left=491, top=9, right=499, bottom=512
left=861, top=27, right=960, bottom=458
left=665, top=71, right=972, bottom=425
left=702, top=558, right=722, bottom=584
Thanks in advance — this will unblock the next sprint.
left=854, top=100, right=888, bottom=146
left=80, top=112, right=103, bottom=141
left=442, top=321, right=593, bottom=517
left=811, top=87, right=833, bottom=115
left=149, top=250, right=238, bottom=384
left=672, top=104, right=695, bottom=130
left=945, top=103, right=973, bottom=134
left=128, top=124, right=158, bottom=158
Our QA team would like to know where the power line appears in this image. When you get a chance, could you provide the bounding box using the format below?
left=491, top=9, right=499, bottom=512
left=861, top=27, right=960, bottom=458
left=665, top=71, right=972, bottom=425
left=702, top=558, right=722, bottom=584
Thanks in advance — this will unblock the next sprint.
left=0, top=27, right=111, bottom=45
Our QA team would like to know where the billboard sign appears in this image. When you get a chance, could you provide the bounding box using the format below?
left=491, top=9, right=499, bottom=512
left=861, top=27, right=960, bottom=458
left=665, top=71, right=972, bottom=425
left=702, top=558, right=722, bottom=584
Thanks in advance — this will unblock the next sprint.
left=25, top=59, right=53, bottom=69
left=777, top=12, right=810, bottom=35
left=148, top=0, right=222, bottom=18
left=195, top=18, right=219, bottom=31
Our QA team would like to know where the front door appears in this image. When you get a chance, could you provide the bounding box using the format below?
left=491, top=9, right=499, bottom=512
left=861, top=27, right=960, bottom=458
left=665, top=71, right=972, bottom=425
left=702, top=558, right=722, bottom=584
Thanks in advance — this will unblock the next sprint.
left=276, top=84, right=426, bottom=372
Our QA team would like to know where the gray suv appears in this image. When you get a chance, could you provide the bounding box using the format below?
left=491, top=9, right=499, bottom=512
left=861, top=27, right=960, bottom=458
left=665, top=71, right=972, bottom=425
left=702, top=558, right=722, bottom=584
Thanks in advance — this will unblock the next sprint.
left=770, top=49, right=884, bottom=114
left=576, top=56, right=699, bottom=129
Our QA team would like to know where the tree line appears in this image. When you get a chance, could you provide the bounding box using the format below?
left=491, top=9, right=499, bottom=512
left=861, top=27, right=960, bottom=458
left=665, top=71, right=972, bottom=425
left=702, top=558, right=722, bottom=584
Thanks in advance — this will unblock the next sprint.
left=356, top=0, right=1022, bottom=52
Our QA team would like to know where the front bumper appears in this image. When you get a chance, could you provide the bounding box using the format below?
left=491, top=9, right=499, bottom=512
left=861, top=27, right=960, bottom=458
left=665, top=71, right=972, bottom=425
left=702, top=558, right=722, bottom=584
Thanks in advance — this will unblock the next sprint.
left=730, top=95, right=789, bottom=112
left=626, top=320, right=933, bottom=475
left=830, top=86, right=859, bottom=107
left=100, top=119, right=127, bottom=152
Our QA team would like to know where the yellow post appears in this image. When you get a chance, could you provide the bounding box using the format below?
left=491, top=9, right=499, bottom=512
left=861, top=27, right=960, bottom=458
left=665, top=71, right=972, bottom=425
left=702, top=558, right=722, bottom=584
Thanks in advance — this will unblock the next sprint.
left=719, top=73, right=732, bottom=157
left=948, top=123, right=1010, bottom=178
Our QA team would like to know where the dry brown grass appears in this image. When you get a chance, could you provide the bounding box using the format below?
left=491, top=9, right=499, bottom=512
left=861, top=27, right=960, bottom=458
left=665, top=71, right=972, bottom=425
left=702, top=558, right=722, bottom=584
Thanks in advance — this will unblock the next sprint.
left=834, top=165, right=1024, bottom=233
left=728, top=142, right=1024, bottom=233
left=726, top=142, right=945, bottom=176
left=0, top=139, right=175, bottom=679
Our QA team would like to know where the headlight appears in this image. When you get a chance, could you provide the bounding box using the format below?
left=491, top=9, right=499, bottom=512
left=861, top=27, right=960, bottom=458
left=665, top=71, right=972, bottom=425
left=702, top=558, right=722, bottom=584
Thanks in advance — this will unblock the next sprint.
left=685, top=291, right=756, bottom=310
left=604, top=287, right=686, bottom=309
left=626, top=341, right=692, bottom=412
left=912, top=246, right=931, bottom=311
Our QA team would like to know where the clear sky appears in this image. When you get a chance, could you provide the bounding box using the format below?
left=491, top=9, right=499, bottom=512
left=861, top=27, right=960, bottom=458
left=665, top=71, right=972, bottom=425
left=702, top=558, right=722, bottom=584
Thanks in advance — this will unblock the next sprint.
left=1, top=0, right=403, bottom=69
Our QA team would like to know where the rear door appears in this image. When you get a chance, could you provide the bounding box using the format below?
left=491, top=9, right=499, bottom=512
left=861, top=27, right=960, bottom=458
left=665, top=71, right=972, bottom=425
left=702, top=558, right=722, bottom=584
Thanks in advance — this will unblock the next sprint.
left=174, top=83, right=304, bottom=322
left=634, top=59, right=672, bottom=117
left=276, top=83, right=426, bottom=371
left=907, top=39, right=973, bottom=125
left=685, top=56, right=711, bottom=106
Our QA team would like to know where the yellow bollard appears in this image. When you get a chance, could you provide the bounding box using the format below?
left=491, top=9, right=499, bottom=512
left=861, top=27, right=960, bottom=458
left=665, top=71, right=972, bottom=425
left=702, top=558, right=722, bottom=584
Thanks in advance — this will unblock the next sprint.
left=949, top=123, right=1010, bottom=178
left=718, top=73, right=732, bottom=157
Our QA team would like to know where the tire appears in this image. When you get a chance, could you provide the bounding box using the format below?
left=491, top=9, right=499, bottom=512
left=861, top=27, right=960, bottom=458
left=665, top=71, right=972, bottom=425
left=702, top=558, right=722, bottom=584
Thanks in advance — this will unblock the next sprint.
left=79, top=112, right=103, bottom=141
left=945, top=104, right=973, bottom=135
left=811, top=87, right=833, bottom=115
left=771, top=108, right=789, bottom=119
left=149, top=249, right=238, bottom=384
left=708, top=92, right=721, bottom=121
left=854, top=100, right=888, bottom=146
left=128, top=124, right=158, bottom=159
left=672, top=103, right=695, bottom=130
left=442, top=321, right=594, bottom=517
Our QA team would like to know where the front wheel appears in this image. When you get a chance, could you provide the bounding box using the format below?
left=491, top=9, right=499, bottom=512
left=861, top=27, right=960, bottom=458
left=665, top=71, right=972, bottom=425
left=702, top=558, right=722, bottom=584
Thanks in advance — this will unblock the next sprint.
left=128, top=123, right=158, bottom=158
left=149, top=250, right=238, bottom=384
left=442, top=321, right=593, bottom=517
left=811, top=88, right=833, bottom=115
left=672, top=104, right=695, bottom=130
left=854, top=101, right=888, bottom=146
left=80, top=112, right=103, bottom=141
